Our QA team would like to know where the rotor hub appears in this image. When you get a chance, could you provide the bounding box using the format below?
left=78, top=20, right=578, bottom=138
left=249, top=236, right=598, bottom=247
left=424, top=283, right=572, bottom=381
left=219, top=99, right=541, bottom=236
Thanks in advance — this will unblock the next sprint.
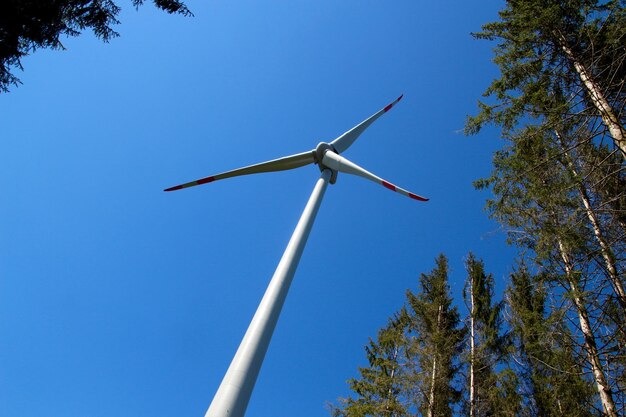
left=313, top=142, right=338, bottom=184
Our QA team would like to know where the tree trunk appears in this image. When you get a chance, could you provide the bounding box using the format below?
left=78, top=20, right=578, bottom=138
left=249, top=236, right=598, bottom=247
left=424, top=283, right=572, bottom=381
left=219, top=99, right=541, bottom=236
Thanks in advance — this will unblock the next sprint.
left=555, top=130, right=626, bottom=313
left=384, top=345, right=399, bottom=417
left=427, top=305, right=443, bottom=417
left=469, top=273, right=476, bottom=417
left=557, top=32, right=626, bottom=159
left=427, top=350, right=437, bottom=417
left=556, top=238, right=618, bottom=417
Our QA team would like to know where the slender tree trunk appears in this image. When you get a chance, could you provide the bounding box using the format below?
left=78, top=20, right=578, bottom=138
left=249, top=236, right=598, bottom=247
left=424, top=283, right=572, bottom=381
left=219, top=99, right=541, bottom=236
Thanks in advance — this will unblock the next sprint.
left=427, top=350, right=437, bottom=417
left=557, top=238, right=618, bottom=417
left=469, top=274, right=476, bottom=417
left=555, top=131, right=626, bottom=313
left=557, top=33, right=626, bottom=159
left=384, top=345, right=399, bottom=417
left=428, top=305, right=443, bottom=417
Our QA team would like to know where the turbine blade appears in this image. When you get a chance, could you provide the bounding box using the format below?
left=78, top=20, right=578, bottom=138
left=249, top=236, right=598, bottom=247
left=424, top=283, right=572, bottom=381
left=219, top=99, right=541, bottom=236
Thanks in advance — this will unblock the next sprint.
left=330, top=95, right=403, bottom=154
left=322, top=151, right=428, bottom=202
left=164, top=150, right=315, bottom=191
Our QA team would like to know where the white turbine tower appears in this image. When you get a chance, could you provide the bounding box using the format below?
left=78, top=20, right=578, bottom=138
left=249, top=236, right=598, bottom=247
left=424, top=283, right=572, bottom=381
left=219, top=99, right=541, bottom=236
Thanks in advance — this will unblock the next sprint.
left=165, top=95, right=427, bottom=417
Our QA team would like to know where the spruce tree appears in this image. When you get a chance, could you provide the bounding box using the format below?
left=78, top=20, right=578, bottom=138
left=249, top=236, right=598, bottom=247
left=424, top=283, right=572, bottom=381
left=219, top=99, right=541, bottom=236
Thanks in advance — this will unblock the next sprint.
left=507, top=264, right=596, bottom=417
left=333, top=255, right=466, bottom=417
left=466, top=0, right=626, bottom=158
left=405, top=255, right=465, bottom=417
left=332, top=313, right=412, bottom=417
left=463, top=253, right=515, bottom=417
left=466, top=2, right=626, bottom=412
left=474, top=125, right=620, bottom=415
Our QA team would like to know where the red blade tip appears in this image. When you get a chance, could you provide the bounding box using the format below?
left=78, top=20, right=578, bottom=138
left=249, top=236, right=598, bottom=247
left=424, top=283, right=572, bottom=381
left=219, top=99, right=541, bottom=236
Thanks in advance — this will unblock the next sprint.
left=383, top=94, right=404, bottom=112
left=163, top=176, right=215, bottom=192
left=409, top=192, right=429, bottom=202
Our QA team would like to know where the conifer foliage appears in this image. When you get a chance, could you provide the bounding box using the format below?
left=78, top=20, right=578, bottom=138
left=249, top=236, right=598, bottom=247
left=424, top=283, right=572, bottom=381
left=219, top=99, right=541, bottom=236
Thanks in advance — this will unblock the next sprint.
left=406, top=255, right=466, bottom=417
left=0, top=0, right=191, bottom=92
left=466, top=0, right=626, bottom=415
left=465, top=0, right=626, bottom=158
left=332, top=255, right=466, bottom=417
left=463, top=254, right=512, bottom=417
left=332, top=314, right=411, bottom=417
left=334, top=1, right=624, bottom=415
left=507, top=265, right=596, bottom=417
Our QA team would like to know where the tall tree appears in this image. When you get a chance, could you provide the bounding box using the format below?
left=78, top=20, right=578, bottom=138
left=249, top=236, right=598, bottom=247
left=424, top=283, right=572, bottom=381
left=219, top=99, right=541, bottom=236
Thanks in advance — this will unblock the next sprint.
left=473, top=127, right=620, bottom=415
left=553, top=130, right=626, bottom=313
left=507, top=264, right=597, bottom=417
left=463, top=253, right=512, bottom=417
left=406, top=255, right=466, bottom=417
left=332, top=313, right=412, bottom=417
left=0, top=0, right=191, bottom=92
left=467, top=2, right=626, bottom=413
left=466, top=0, right=626, bottom=158
left=332, top=255, right=466, bottom=417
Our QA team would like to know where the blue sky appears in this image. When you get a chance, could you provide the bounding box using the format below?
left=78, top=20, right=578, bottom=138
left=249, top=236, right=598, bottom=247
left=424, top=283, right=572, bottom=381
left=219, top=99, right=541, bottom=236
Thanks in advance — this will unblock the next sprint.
left=1, top=1, right=516, bottom=416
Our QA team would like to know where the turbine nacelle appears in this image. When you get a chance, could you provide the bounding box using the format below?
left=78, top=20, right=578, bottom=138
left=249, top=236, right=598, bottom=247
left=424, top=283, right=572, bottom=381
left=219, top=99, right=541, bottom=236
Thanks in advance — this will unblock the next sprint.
left=165, top=95, right=428, bottom=202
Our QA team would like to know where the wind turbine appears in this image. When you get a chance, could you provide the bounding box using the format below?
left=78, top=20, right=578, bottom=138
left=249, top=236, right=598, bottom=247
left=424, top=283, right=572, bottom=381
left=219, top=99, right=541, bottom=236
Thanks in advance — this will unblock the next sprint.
left=164, top=95, right=427, bottom=417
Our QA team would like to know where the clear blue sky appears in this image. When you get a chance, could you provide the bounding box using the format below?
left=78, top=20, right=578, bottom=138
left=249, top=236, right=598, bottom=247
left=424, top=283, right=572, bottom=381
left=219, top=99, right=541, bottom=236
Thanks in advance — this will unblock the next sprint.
left=1, top=1, right=515, bottom=416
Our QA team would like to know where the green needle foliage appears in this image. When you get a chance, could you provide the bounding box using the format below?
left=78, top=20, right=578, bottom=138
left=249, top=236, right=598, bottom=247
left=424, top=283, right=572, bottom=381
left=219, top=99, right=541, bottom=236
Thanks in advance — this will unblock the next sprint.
left=466, top=1, right=625, bottom=413
left=332, top=313, right=411, bottom=417
left=333, top=255, right=465, bottom=417
left=0, top=0, right=191, bottom=92
left=507, top=264, right=597, bottom=417
left=336, top=2, right=625, bottom=416
left=466, top=0, right=626, bottom=157
left=406, top=255, right=466, bottom=417
left=463, top=253, right=518, bottom=417
left=473, top=115, right=622, bottom=415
